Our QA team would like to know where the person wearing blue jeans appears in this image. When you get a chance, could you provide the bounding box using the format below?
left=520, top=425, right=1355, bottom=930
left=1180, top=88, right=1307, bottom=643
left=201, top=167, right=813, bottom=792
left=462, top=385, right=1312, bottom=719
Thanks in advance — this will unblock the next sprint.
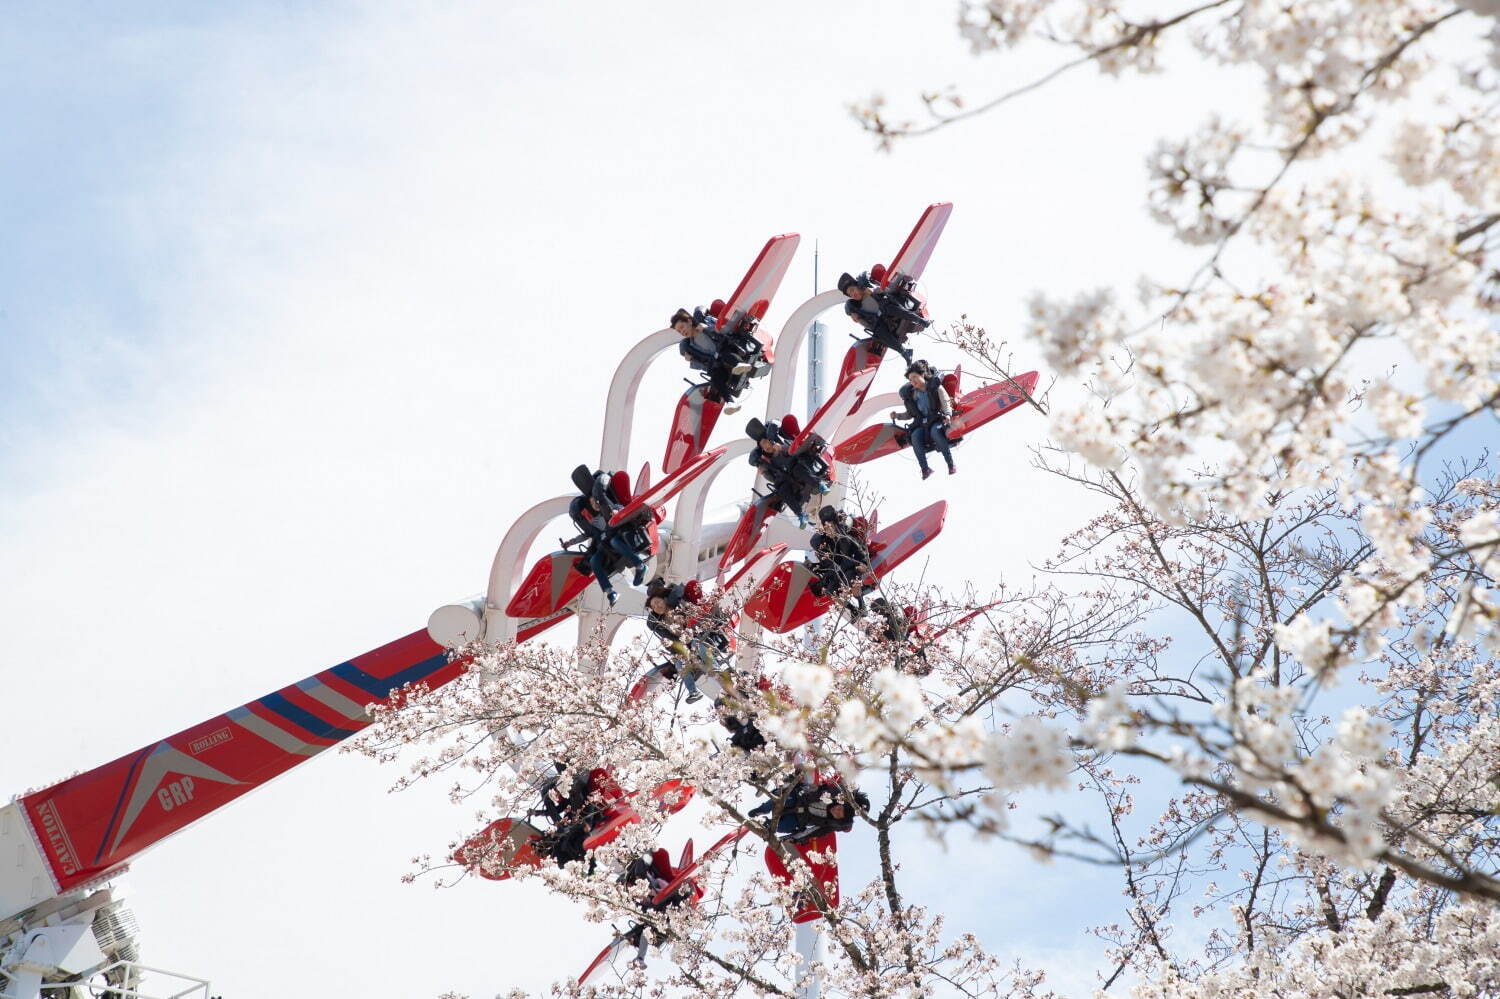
left=894, top=360, right=956, bottom=480
left=569, top=485, right=647, bottom=607
left=646, top=578, right=727, bottom=702
left=589, top=531, right=648, bottom=605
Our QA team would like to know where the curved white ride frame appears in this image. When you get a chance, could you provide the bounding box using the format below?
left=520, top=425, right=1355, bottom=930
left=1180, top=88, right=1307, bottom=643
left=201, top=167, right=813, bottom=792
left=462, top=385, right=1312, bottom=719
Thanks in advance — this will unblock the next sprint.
left=839, top=391, right=902, bottom=442
left=762, top=291, right=843, bottom=424
left=667, top=440, right=755, bottom=582
left=480, top=494, right=576, bottom=644
left=600, top=328, right=679, bottom=473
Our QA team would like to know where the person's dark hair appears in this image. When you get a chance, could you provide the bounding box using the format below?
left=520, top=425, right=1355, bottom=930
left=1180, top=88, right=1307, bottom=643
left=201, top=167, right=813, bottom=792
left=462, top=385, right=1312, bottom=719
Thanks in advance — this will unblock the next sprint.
left=818, top=505, right=841, bottom=525
left=905, top=360, right=927, bottom=378
left=836, top=272, right=858, bottom=295
left=645, top=577, right=670, bottom=601
left=669, top=308, right=693, bottom=327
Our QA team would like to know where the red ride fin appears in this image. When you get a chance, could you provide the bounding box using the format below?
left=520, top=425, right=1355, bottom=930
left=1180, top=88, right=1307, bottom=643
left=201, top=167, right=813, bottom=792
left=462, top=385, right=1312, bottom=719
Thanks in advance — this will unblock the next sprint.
left=762, top=832, right=840, bottom=922
left=453, top=818, right=546, bottom=881
left=663, top=386, right=723, bottom=477
left=578, top=934, right=631, bottom=985
left=717, top=234, right=801, bottom=332
left=791, top=362, right=879, bottom=450
left=614, top=446, right=727, bottom=527
left=652, top=827, right=748, bottom=905
left=506, top=550, right=592, bottom=618
left=883, top=202, right=954, bottom=288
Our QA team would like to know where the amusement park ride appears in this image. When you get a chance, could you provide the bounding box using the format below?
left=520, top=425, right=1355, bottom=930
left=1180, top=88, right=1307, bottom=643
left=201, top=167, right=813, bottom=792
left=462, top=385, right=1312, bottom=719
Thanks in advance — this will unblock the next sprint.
left=0, top=203, right=1038, bottom=998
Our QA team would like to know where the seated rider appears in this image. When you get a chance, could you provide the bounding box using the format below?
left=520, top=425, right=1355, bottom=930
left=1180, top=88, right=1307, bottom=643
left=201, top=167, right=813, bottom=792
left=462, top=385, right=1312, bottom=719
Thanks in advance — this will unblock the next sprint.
left=567, top=467, right=649, bottom=606
left=807, top=505, right=872, bottom=609
left=750, top=774, right=872, bottom=844
left=747, top=419, right=832, bottom=528
left=837, top=271, right=928, bottom=364
left=715, top=672, right=773, bottom=754
left=893, top=360, right=957, bottom=480
left=671, top=306, right=758, bottom=409
left=720, top=709, right=767, bottom=753
left=643, top=577, right=722, bottom=703
left=619, top=850, right=695, bottom=969
left=531, top=766, right=607, bottom=869
left=865, top=597, right=931, bottom=676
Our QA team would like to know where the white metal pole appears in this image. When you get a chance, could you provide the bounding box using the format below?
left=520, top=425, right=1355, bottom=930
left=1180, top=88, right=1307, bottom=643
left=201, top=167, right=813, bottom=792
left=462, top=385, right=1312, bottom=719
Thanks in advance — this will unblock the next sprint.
left=794, top=920, right=825, bottom=999
left=795, top=246, right=827, bottom=999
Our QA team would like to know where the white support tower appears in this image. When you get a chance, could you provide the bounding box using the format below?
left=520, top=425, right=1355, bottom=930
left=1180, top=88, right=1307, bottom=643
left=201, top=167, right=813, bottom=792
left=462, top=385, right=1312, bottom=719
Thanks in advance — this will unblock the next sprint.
left=795, top=250, right=828, bottom=999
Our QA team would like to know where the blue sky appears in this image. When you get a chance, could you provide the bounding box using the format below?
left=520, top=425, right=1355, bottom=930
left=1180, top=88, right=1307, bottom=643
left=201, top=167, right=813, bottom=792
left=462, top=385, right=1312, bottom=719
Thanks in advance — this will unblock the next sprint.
left=0, top=3, right=1265, bottom=995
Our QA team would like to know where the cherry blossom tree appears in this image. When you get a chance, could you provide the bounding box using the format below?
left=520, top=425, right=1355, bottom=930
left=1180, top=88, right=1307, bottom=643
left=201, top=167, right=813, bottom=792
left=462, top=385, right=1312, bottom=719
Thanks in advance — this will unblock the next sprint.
left=840, top=1, right=1500, bottom=995
left=360, top=3, right=1499, bottom=995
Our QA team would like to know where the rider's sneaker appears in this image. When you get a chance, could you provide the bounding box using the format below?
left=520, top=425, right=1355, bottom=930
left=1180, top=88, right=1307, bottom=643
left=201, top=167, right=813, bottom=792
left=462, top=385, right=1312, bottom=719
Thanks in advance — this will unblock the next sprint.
left=797, top=512, right=811, bottom=528
left=731, top=361, right=752, bottom=375
left=817, top=480, right=832, bottom=494
left=724, top=402, right=741, bottom=415
left=947, top=462, right=957, bottom=476
left=686, top=691, right=704, bottom=704
left=606, top=589, right=619, bottom=606
left=921, top=467, right=934, bottom=481
left=633, top=565, right=648, bottom=586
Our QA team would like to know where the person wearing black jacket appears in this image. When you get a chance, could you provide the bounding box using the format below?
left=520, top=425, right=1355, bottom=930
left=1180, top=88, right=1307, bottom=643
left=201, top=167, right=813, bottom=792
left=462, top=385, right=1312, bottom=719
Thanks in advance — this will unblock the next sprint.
left=645, top=578, right=730, bottom=702
left=838, top=271, right=926, bottom=364
left=532, top=767, right=606, bottom=869
left=671, top=306, right=756, bottom=410
left=894, top=360, right=956, bottom=480
left=566, top=469, right=649, bottom=606
left=750, top=775, right=872, bottom=843
left=747, top=419, right=832, bottom=528
left=807, top=506, right=871, bottom=609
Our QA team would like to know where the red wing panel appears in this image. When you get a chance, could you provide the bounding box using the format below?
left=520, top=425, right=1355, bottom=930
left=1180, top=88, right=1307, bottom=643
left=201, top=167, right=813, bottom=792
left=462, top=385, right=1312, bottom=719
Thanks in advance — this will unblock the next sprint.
left=454, top=817, right=545, bottom=881
left=718, top=234, right=801, bottom=333
left=18, top=629, right=464, bottom=894
left=791, top=363, right=880, bottom=451
left=833, top=371, right=1037, bottom=466
left=718, top=499, right=777, bottom=575
left=653, top=827, right=749, bottom=906
left=630, top=669, right=660, bottom=699
left=883, top=202, right=953, bottom=288
left=868, top=501, right=947, bottom=579
left=927, top=598, right=1004, bottom=644
left=579, top=934, right=631, bottom=985
left=837, top=340, right=884, bottom=395
left=744, top=562, right=828, bottom=634
left=648, top=778, right=696, bottom=815
left=619, top=446, right=727, bottom=526
left=583, top=806, right=640, bottom=850
left=947, top=371, right=1038, bottom=437
left=722, top=543, right=789, bottom=598
left=505, top=550, right=590, bottom=619
left=663, top=386, right=724, bottom=478
left=832, top=422, right=907, bottom=465
left=763, top=833, right=840, bottom=923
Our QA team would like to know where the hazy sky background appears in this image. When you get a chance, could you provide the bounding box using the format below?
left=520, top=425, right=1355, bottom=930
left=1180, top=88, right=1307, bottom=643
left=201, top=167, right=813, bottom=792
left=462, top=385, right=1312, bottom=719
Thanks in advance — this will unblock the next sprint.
left=1, top=3, right=1257, bottom=996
